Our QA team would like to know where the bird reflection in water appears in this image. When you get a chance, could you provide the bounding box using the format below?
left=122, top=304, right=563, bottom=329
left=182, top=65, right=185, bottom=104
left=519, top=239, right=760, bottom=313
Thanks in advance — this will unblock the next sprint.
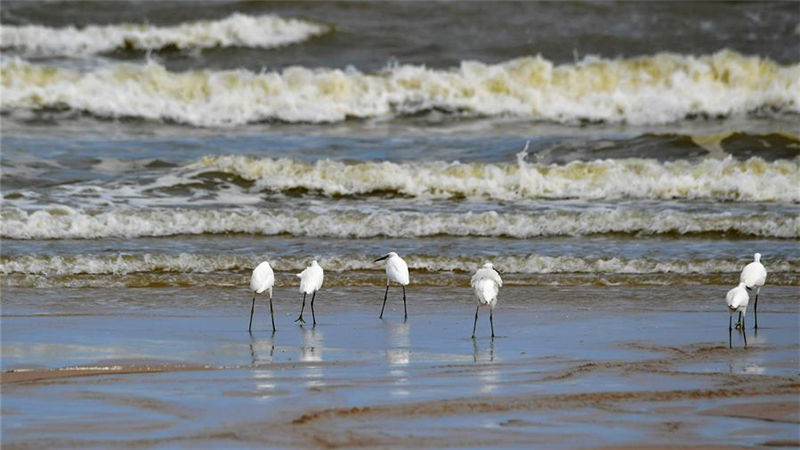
left=473, top=338, right=499, bottom=394
left=249, top=333, right=276, bottom=399
left=301, top=327, right=325, bottom=388
left=385, top=321, right=410, bottom=397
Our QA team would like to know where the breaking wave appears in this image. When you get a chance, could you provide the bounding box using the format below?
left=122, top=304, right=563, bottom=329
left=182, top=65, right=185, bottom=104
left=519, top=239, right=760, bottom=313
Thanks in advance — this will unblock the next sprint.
left=2, top=50, right=797, bottom=125
left=2, top=207, right=796, bottom=240
left=3, top=253, right=797, bottom=276
left=2, top=253, right=798, bottom=289
left=0, top=13, right=329, bottom=56
left=183, top=154, right=800, bottom=202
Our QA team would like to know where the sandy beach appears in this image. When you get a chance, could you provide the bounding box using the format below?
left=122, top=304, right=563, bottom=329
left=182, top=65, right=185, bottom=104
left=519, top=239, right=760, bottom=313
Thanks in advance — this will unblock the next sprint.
left=3, top=285, right=798, bottom=448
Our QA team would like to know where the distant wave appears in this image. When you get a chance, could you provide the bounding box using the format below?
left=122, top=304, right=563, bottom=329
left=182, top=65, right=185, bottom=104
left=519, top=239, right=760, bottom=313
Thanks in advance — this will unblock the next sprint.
left=2, top=253, right=797, bottom=280
left=2, top=207, right=796, bottom=240
left=0, top=13, right=329, bottom=55
left=182, top=154, right=800, bottom=202
left=2, top=50, right=797, bottom=125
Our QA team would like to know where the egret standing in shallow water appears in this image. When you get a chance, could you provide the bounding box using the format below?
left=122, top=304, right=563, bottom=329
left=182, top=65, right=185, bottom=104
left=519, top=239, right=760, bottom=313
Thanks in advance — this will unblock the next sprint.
left=740, top=253, right=767, bottom=329
left=726, top=282, right=749, bottom=348
left=471, top=262, right=502, bottom=339
left=375, top=252, right=409, bottom=320
left=250, top=261, right=275, bottom=333
left=295, top=260, right=324, bottom=326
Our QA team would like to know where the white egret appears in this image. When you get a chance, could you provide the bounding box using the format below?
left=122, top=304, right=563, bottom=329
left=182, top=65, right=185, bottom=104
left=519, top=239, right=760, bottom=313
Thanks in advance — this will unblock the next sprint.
left=740, top=253, right=767, bottom=328
left=295, top=260, right=324, bottom=326
left=250, top=261, right=276, bottom=332
left=374, top=252, right=410, bottom=319
left=726, top=282, right=749, bottom=348
left=471, top=262, right=502, bottom=339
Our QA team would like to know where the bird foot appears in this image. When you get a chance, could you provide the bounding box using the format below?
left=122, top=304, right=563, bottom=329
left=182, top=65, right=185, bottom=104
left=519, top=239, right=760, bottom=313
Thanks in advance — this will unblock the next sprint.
left=294, top=316, right=305, bottom=324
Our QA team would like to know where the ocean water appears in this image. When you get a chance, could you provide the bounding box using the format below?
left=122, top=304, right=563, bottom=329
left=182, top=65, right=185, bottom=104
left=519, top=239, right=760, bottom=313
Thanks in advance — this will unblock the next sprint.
left=1, top=1, right=798, bottom=291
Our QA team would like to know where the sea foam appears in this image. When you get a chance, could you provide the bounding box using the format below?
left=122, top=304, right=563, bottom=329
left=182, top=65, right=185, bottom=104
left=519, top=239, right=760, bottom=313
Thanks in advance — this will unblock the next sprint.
left=2, top=253, right=797, bottom=276
left=1, top=207, right=796, bottom=240
left=2, top=50, right=797, bottom=125
left=1, top=13, right=328, bottom=55
left=184, top=154, right=800, bottom=202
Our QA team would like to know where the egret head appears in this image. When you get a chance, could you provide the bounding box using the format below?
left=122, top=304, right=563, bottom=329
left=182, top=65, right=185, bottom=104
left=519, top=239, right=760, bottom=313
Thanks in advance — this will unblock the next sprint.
left=754, top=253, right=761, bottom=262
left=482, top=262, right=494, bottom=269
left=311, top=259, right=319, bottom=266
left=374, top=252, right=398, bottom=262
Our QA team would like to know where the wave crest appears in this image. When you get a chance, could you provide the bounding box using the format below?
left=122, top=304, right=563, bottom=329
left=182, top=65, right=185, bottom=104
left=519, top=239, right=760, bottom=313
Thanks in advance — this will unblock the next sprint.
left=2, top=207, right=796, bottom=240
left=2, top=50, right=797, bottom=125
left=184, top=154, right=800, bottom=202
left=0, top=13, right=329, bottom=55
left=2, top=253, right=797, bottom=276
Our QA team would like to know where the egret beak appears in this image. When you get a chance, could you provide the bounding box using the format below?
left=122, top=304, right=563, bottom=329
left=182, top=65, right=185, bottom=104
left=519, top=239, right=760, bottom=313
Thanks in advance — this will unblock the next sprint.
left=746, top=286, right=752, bottom=291
left=374, top=254, right=389, bottom=262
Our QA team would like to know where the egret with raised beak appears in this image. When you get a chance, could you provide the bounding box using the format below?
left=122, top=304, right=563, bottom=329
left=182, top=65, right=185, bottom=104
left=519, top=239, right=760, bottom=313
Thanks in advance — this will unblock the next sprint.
left=739, top=253, right=767, bottom=328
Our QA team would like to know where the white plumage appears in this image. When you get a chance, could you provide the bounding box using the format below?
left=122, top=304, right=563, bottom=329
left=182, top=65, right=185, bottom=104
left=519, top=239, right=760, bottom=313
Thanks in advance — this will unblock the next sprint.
left=739, top=252, right=767, bottom=329
left=298, top=260, right=324, bottom=294
left=249, top=261, right=276, bottom=332
left=383, top=252, right=410, bottom=286
left=726, top=282, right=749, bottom=314
left=740, top=253, right=767, bottom=289
left=295, top=260, right=324, bottom=326
left=471, top=263, right=503, bottom=308
left=251, top=261, right=275, bottom=296
left=471, top=262, right=502, bottom=338
left=375, top=252, right=410, bottom=319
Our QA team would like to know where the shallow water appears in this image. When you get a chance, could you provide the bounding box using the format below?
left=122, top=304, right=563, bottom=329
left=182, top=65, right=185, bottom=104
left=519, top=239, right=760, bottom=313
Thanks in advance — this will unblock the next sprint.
left=2, top=286, right=798, bottom=447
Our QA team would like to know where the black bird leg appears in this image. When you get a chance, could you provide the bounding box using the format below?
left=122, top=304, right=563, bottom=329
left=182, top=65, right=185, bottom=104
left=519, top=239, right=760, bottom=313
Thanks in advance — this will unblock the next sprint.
left=472, top=305, right=479, bottom=338
left=248, top=295, right=256, bottom=332
left=402, top=285, right=407, bottom=320
left=754, top=293, right=758, bottom=329
left=379, top=285, right=389, bottom=319
left=269, top=296, right=276, bottom=333
left=311, top=291, right=317, bottom=326
left=742, top=314, right=747, bottom=348
left=728, top=314, right=732, bottom=348
left=295, top=293, right=306, bottom=323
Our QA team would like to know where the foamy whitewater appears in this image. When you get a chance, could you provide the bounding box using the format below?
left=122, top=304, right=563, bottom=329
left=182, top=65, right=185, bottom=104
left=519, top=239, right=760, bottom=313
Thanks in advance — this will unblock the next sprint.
left=2, top=50, right=798, bottom=125
left=2, top=253, right=798, bottom=276
left=5, top=154, right=798, bottom=206
left=1, top=13, right=329, bottom=55
left=2, top=207, right=797, bottom=240
left=183, top=154, right=800, bottom=202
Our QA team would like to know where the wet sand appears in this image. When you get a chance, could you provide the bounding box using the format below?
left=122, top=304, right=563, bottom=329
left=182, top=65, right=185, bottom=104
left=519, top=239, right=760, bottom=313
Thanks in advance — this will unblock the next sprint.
left=2, top=285, right=798, bottom=448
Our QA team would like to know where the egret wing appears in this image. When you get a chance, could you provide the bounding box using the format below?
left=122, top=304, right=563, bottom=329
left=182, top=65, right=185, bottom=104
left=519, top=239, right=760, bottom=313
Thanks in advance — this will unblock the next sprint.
left=387, top=257, right=409, bottom=285
left=471, top=267, right=502, bottom=288
left=251, top=262, right=274, bottom=294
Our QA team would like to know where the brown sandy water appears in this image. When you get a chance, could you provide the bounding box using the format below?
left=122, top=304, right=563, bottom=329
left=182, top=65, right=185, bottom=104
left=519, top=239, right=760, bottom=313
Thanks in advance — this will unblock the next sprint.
left=2, top=285, right=798, bottom=448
